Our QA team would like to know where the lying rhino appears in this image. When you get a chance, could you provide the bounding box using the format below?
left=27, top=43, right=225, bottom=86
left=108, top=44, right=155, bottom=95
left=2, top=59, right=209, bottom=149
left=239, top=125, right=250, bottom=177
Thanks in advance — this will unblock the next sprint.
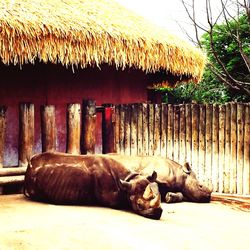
left=106, top=154, right=212, bottom=203
left=24, top=152, right=163, bottom=219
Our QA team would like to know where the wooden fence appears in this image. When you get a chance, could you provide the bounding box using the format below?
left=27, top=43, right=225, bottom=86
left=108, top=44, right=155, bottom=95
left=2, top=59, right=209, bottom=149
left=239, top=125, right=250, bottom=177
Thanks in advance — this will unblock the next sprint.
left=0, top=100, right=113, bottom=193
left=114, top=103, right=250, bottom=195
left=0, top=101, right=249, bottom=195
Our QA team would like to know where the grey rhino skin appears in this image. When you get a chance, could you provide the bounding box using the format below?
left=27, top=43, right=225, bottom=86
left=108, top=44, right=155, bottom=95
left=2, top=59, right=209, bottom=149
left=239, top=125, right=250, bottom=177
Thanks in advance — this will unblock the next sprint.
left=107, top=154, right=212, bottom=203
left=24, top=152, right=163, bottom=219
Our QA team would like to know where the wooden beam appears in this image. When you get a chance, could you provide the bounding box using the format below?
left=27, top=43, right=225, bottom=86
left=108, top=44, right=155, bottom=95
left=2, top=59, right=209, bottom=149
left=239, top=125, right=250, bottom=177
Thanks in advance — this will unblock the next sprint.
left=67, top=103, right=81, bottom=154
left=0, top=167, right=27, bottom=177
left=19, top=103, right=34, bottom=167
left=41, top=105, right=56, bottom=152
left=102, top=104, right=115, bottom=154
left=82, top=99, right=96, bottom=154
left=0, top=175, right=24, bottom=186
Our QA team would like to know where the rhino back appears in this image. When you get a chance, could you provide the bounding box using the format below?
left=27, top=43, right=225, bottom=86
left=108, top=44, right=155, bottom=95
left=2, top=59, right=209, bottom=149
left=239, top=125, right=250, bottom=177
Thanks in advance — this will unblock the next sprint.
left=25, top=152, right=131, bottom=207
left=25, top=164, right=93, bottom=204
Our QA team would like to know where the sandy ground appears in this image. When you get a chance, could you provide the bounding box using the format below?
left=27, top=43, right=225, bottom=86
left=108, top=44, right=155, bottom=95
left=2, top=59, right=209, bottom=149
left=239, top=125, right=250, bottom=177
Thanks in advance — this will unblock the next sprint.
left=0, top=194, right=250, bottom=250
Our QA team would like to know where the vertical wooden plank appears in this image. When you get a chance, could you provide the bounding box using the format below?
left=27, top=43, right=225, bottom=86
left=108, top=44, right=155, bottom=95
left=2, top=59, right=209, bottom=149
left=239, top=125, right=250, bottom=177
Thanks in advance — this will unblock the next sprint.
left=19, top=103, right=34, bottom=167
left=167, top=104, right=174, bottom=160
left=41, top=105, right=56, bottom=152
left=179, top=104, right=186, bottom=165
left=160, top=104, right=167, bottom=158
left=191, top=104, right=199, bottom=177
left=0, top=106, right=7, bottom=168
left=230, top=103, right=237, bottom=194
left=102, top=104, right=115, bottom=154
left=173, top=105, right=180, bottom=163
left=148, top=104, right=154, bottom=156
left=114, top=105, right=121, bottom=154
left=185, top=104, right=192, bottom=165
left=124, top=105, right=131, bottom=155
left=218, top=105, right=226, bottom=193
left=130, top=104, right=138, bottom=156
left=212, top=104, right=219, bottom=192
left=243, top=104, right=250, bottom=194
left=142, top=103, right=149, bottom=156
left=119, top=105, right=125, bottom=154
left=137, top=104, right=143, bottom=156
left=82, top=100, right=96, bottom=154
left=199, top=105, right=206, bottom=183
left=66, top=103, right=81, bottom=155
left=236, top=103, right=244, bottom=194
left=154, top=104, right=161, bottom=156
left=224, top=103, right=231, bottom=193
left=205, top=104, right=213, bottom=189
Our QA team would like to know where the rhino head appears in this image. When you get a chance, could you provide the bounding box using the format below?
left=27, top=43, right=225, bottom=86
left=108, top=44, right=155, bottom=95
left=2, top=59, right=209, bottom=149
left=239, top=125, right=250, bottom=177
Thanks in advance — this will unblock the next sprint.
left=182, top=163, right=212, bottom=202
left=119, top=171, right=163, bottom=220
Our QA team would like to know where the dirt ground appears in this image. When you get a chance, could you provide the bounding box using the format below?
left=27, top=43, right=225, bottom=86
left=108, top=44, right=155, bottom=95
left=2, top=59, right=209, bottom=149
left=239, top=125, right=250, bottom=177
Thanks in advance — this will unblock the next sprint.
left=1, top=194, right=250, bottom=250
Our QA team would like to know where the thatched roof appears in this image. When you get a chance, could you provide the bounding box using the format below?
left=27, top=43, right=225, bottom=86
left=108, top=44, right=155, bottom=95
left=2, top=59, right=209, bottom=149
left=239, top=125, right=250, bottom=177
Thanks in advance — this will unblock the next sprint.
left=0, top=0, right=206, bottom=83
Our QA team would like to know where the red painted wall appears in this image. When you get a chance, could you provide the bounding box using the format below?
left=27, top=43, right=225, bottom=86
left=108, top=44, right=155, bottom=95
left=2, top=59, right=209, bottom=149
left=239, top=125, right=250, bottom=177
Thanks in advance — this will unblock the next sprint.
left=0, top=63, right=152, bottom=166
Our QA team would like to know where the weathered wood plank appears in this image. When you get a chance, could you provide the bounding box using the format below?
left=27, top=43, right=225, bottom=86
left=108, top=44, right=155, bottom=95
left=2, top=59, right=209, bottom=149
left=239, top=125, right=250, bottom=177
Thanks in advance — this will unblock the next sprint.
left=230, top=103, right=237, bottom=193
left=119, top=105, right=125, bottom=154
left=167, top=104, right=174, bottom=160
left=212, top=104, right=219, bottom=192
left=66, top=103, right=81, bottom=155
left=0, top=175, right=24, bottom=186
left=82, top=100, right=96, bottom=154
left=142, top=104, right=149, bottom=156
left=0, top=167, right=27, bottom=177
left=205, top=104, right=213, bottom=188
left=218, top=105, right=226, bottom=193
left=179, top=104, right=186, bottom=165
left=243, top=104, right=250, bottom=194
left=173, top=105, right=180, bottom=163
left=185, top=104, right=192, bottom=165
left=19, top=103, right=34, bottom=167
left=130, top=104, right=138, bottom=156
left=160, top=104, right=167, bottom=158
left=154, top=104, right=161, bottom=156
left=148, top=104, right=154, bottom=156
left=137, top=104, right=143, bottom=156
left=191, top=104, right=199, bottom=177
left=41, top=105, right=56, bottom=152
left=224, top=103, right=231, bottom=193
left=236, top=103, right=244, bottom=194
left=102, top=104, right=115, bottom=154
left=124, top=105, right=131, bottom=155
left=114, top=105, right=121, bottom=154
left=198, top=105, right=206, bottom=183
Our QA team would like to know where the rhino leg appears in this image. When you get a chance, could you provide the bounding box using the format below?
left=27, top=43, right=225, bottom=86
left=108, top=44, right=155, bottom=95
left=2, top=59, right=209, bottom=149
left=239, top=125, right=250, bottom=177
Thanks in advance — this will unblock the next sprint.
left=165, top=192, right=184, bottom=203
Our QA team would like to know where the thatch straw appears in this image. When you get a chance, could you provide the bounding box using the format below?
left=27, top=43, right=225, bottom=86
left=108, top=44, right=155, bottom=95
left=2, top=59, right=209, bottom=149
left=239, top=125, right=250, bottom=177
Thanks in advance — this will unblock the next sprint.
left=0, top=0, right=206, bottom=82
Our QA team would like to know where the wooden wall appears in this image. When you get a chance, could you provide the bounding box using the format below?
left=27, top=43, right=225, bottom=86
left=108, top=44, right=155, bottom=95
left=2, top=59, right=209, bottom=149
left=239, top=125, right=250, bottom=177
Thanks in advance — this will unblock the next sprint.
left=114, top=103, right=250, bottom=195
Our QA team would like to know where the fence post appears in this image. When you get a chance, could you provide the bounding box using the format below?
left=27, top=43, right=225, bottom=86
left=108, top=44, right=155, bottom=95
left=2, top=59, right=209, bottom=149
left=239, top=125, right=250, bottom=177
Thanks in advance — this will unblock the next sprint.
left=41, top=105, right=56, bottom=152
left=67, top=103, right=81, bottom=154
left=19, top=103, right=34, bottom=167
left=82, top=99, right=96, bottom=154
left=102, top=104, right=115, bottom=154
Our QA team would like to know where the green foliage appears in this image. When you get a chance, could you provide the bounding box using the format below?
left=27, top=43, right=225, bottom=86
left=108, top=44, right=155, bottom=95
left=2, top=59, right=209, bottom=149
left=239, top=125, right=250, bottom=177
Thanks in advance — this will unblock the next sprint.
left=201, top=14, right=250, bottom=83
left=157, top=13, right=250, bottom=104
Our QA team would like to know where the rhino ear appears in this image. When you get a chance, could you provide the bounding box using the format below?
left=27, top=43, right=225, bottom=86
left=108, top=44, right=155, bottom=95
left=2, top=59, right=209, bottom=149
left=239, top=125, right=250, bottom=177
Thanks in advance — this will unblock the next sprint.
left=118, top=179, right=132, bottom=191
left=147, top=171, right=157, bottom=182
left=183, top=163, right=192, bottom=174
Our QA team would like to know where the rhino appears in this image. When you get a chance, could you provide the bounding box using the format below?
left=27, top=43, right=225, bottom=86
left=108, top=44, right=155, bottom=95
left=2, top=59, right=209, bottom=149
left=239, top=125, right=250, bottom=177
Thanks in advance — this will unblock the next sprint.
left=106, top=154, right=212, bottom=203
left=24, top=152, right=163, bottom=219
